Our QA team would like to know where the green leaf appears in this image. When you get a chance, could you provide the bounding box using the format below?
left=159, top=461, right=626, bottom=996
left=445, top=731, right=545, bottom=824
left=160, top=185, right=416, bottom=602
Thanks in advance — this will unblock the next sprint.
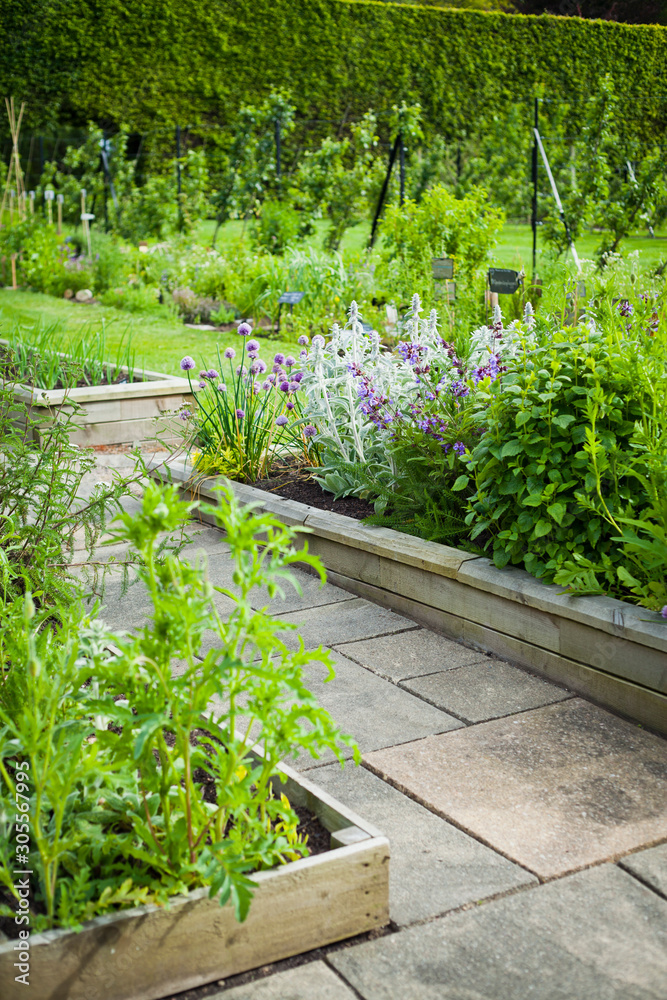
left=547, top=502, right=566, bottom=525
left=533, top=520, right=552, bottom=538
left=500, top=439, right=523, bottom=459
left=515, top=410, right=531, bottom=428
left=452, top=475, right=469, bottom=491
left=523, top=494, right=544, bottom=507
left=552, top=413, right=576, bottom=430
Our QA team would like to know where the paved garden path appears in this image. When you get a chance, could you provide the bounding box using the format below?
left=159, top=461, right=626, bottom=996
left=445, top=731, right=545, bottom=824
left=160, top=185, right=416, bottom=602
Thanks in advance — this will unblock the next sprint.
left=89, top=455, right=667, bottom=1000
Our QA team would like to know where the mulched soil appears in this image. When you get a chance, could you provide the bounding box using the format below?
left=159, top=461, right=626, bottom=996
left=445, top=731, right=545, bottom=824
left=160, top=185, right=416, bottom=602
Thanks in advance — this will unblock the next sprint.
left=254, top=463, right=375, bottom=521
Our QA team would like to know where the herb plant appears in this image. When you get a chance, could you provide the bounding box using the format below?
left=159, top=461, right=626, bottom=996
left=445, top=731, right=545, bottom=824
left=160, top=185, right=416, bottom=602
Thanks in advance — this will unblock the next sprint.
left=0, top=481, right=356, bottom=931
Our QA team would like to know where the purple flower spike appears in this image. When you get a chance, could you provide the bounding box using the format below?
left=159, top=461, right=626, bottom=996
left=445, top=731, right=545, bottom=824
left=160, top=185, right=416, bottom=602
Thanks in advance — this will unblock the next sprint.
left=180, top=356, right=196, bottom=371
left=453, top=442, right=466, bottom=456
left=238, top=322, right=252, bottom=337
left=274, top=352, right=285, bottom=365
left=276, top=414, right=288, bottom=426
left=224, top=347, right=236, bottom=360
left=312, top=335, right=325, bottom=348
left=297, top=335, right=309, bottom=346
left=247, top=339, right=260, bottom=352
left=235, top=408, right=245, bottom=420
left=304, top=424, right=317, bottom=437
left=299, top=350, right=308, bottom=361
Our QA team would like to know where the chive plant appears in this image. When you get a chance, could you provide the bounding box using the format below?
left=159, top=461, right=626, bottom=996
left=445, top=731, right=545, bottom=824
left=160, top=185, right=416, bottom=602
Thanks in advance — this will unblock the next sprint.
left=179, top=324, right=316, bottom=482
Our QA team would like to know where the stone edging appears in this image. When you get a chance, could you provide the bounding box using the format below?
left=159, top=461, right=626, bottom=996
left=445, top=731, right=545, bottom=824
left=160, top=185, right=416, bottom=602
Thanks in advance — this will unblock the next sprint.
left=150, top=458, right=667, bottom=736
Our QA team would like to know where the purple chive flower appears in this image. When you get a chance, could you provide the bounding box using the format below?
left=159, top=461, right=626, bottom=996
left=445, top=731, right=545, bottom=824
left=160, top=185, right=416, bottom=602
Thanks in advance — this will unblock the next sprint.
left=286, top=400, right=295, bottom=410
left=274, top=352, right=285, bottom=365
left=198, top=380, right=206, bottom=389
left=279, top=380, right=290, bottom=392
left=304, top=424, right=317, bottom=437
left=236, top=365, right=247, bottom=376
left=247, top=350, right=259, bottom=360
left=235, top=408, right=245, bottom=419
left=180, top=356, right=196, bottom=371
left=224, top=347, right=236, bottom=360
left=247, top=339, right=260, bottom=352
left=206, top=368, right=219, bottom=380
left=276, top=414, right=288, bottom=426
left=199, top=370, right=209, bottom=379
left=292, top=370, right=304, bottom=383
left=661, top=606, right=667, bottom=619
left=285, top=355, right=296, bottom=367
left=288, top=380, right=300, bottom=392
left=217, top=383, right=226, bottom=392
left=261, top=379, right=272, bottom=391
left=297, top=335, right=309, bottom=346
left=253, top=359, right=267, bottom=374
left=238, top=322, right=252, bottom=336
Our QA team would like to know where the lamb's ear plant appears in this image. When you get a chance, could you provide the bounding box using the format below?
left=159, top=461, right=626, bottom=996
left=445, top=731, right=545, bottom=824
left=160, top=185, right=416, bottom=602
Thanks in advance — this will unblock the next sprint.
left=0, top=481, right=357, bottom=933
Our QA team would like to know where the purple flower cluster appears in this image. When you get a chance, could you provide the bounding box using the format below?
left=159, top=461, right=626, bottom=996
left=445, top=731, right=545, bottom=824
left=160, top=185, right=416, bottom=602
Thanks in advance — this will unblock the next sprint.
left=397, top=341, right=429, bottom=368
left=618, top=300, right=634, bottom=318
left=450, top=380, right=470, bottom=398
left=180, top=356, right=196, bottom=371
left=471, top=354, right=501, bottom=385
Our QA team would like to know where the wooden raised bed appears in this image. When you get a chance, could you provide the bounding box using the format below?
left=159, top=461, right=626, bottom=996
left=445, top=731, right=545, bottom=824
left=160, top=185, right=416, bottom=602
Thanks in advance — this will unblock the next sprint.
left=151, top=457, right=667, bottom=736
left=4, top=352, right=192, bottom=447
left=0, top=760, right=389, bottom=1000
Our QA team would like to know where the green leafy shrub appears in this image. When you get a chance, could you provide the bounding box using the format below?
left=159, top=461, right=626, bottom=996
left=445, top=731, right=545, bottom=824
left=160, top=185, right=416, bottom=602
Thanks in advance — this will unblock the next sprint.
left=378, top=185, right=504, bottom=308
left=252, top=200, right=312, bottom=255
left=0, top=482, right=356, bottom=930
left=465, top=323, right=654, bottom=583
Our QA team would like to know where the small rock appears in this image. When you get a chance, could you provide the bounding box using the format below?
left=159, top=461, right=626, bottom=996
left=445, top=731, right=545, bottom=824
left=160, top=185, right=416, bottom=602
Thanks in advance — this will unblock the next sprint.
left=63, top=288, right=74, bottom=299
left=75, top=289, right=93, bottom=302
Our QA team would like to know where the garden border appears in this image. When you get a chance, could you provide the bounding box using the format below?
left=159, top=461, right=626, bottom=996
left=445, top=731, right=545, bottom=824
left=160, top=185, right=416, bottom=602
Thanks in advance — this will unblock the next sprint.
left=151, top=457, right=667, bottom=736
left=2, top=343, right=192, bottom=446
left=0, top=759, right=389, bottom=1000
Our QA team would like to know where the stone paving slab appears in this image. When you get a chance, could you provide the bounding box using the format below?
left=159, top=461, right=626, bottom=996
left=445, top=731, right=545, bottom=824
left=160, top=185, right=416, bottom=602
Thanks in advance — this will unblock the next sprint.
left=620, top=843, right=667, bottom=898
left=313, top=763, right=536, bottom=926
left=329, top=864, right=667, bottom=1000
left=276, top=598, right=417, bottom=651
left=214, top=961, right=357, bottom=999
left=401, top=660, right=571, bottom=723
left=363, top=698, right=667, bottom=878
left=335, top=628, right=487, bottom=683
left=292, top=651, right=463, bottom=769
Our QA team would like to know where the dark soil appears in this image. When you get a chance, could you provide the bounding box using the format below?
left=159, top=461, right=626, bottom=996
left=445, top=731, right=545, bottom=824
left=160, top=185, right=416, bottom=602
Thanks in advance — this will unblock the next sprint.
left=254, top=464, right=375, bottom=521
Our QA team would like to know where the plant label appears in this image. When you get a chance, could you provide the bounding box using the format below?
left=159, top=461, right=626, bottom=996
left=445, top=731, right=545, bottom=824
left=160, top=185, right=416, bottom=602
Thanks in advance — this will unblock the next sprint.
left=431, top=258, right=454, bottom=280
left=488, top=268, right=523, bottom=295
left=278, top=291, right=305, bottom=305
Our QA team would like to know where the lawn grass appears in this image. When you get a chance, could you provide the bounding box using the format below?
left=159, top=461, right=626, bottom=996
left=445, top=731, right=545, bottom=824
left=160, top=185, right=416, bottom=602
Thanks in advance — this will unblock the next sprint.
left=0, top=290, right=299, bottom=376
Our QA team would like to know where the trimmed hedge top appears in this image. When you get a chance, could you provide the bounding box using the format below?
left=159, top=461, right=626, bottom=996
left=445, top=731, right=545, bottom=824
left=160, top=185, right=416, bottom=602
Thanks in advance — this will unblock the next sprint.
left=2, top=0, right=666, bottom=136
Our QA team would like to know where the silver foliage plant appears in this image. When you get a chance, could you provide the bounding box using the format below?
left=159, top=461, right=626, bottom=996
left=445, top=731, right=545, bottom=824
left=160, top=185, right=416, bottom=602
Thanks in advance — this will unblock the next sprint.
left=299, top=293, right=536, bottom=498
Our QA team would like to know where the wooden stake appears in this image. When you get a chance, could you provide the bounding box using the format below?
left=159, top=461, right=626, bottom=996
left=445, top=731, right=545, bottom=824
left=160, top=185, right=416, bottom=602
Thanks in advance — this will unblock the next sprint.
left=1, top=98, right=26, bottom=223
left=57, top=194, right=63, bottom=235
left=29, top=190, right=34, bottom=215
left=11, top=253, right=17, bottom=289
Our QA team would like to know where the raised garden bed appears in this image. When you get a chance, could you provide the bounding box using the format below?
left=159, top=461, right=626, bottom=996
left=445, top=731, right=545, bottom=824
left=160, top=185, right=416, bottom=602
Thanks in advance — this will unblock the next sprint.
left=152, top=456, right=667, bottom=736
left=4, top=357, right=192, bottom=447
left=0, top=759, right=389, bottom=1000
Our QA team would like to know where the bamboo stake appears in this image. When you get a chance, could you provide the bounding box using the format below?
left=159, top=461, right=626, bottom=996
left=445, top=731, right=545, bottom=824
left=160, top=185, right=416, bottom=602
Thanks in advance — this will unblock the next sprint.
left=11, top=253, right=17, bottom=289
left=57, top=193, right=63, bottom=235
left=28, top=190, right=34, bottom=215
left=1, top=98, right=26, bottom=224
left=45, top=189, right=54, bottom=225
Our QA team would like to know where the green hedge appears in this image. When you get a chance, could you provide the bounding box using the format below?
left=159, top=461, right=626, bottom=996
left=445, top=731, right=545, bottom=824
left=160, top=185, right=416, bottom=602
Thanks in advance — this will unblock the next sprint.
left=2, top=1, right=667, bottom=138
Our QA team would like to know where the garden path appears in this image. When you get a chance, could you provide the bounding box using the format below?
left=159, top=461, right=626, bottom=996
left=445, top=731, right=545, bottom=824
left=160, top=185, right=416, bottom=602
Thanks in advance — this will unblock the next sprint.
left=88, top=454, right=667, bottom=1000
